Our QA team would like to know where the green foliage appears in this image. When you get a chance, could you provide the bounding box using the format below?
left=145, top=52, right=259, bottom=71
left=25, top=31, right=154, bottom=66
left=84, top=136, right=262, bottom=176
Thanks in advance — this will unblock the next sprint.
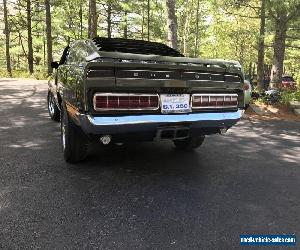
left=253, top=88, right=300, bottom=105
left=0, top=0, right=299, bottom=81
left=0, top=69, right=11, bottom=78
left=280, top=89, right=300, bottom=104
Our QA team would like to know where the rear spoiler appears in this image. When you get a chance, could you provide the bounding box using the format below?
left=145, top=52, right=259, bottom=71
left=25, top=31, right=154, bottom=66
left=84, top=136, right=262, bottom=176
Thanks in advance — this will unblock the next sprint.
left=89, top=51, right=241, bottom=69
left=85, top=56, right=243, bottom=80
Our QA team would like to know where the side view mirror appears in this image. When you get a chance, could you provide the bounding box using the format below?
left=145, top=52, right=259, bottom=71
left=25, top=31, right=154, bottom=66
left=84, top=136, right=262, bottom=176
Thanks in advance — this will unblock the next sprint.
left=51, top=61, right=59, bottom=69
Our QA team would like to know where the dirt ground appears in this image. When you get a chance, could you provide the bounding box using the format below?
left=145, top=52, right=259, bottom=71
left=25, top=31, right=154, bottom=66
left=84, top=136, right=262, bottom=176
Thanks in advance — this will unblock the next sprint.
left=245, top=102, right=300, bottom=121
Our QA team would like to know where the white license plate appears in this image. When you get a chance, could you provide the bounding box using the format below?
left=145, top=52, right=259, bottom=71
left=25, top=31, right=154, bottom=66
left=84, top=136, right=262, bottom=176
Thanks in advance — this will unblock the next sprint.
left=160, top=94, right=191, bottom=114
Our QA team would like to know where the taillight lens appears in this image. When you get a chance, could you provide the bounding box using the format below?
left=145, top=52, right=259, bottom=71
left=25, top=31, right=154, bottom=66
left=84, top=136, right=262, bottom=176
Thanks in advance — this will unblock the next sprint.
left=244, top=84, right=250, bottom=91
left=192, top=94, right=238, bottom=108
left=94, top=94, right=159, bottom=111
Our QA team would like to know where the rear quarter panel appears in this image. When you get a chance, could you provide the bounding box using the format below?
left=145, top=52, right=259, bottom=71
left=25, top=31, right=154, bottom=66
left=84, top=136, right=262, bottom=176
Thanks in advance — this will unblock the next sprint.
left=57, top=64, right=86, bottom=121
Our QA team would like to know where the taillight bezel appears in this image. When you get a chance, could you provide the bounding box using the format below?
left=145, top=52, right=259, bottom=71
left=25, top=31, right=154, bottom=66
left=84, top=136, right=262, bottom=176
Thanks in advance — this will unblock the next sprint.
left=93, top=93, right=160, bottom=111
left=191, top=93, right=238, bottom=109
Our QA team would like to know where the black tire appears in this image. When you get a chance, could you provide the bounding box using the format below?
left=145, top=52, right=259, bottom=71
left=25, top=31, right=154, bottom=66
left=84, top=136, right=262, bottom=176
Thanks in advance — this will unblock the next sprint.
left=47, top=92, right=60, bottom=121
left=173, top=135, right=205, bottom=151
left=60, top=103, right=88, bottom=163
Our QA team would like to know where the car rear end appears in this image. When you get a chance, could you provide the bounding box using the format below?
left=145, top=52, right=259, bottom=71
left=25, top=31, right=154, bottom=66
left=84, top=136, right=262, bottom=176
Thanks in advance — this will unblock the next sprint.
left=78, top=58, right=244, bottom=143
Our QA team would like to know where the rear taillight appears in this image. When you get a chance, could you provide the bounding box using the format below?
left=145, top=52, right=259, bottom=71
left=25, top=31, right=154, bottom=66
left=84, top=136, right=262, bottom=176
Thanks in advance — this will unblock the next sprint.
left=192, top=94, right=238, bottom=109
left=243, top=84, right=250, bottom=91
left=93, top=93, right=159, bottom=111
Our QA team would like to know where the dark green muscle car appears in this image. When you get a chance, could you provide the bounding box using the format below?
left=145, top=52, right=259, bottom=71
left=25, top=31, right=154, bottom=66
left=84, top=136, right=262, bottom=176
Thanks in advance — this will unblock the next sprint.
left=47, top=37, right=244, bottom=163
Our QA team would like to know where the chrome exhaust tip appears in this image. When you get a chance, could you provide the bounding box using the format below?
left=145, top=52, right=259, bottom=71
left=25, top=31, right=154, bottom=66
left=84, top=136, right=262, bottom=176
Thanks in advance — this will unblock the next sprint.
left=100, top=135, right=112, bottom=145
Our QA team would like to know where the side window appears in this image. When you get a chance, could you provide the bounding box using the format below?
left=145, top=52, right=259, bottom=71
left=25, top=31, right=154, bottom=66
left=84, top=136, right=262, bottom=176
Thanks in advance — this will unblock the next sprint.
left=73, top=42, right=89, bottom=64
left=66, top=48, right=76, bottom=65
left=65, top=42, right=86, bottom=65
left=62, top=41, right=97, bottom=65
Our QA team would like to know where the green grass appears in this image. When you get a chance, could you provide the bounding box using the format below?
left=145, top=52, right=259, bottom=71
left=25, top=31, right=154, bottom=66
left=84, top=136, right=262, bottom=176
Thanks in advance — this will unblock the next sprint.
left=0, top=68, right=48, bottom=80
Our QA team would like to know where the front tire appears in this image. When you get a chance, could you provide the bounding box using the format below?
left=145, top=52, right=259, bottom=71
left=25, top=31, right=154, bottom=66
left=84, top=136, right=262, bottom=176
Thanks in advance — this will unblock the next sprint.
left=60, top=103, right=88, bottom=163
left=173, top=135, right=205, bottom=151
left=47, top=92, right=60, bottom=121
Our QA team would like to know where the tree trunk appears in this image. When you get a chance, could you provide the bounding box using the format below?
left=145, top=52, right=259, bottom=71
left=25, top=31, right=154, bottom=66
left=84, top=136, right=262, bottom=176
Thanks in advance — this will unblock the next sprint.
left=141, top=2, right=145, bottom=40
left=43, top=35, right=46, bottom=66
left=79, top=3, right=83, bottom=39
left=166, top=0, right=178, bottom=50
left=183, top=14, right=189, bottom=55
left=27, top=0, right=34, bottom=74
left=239, top=42, right=245, bottom=66
left=3, top=0, right=12, bottom=76
left=183, top=10, right=191, bottom=56
left=257, top=0, right=265, bottom=89
left=270, top=18, right=287, bottom=88
left=107, top=2, right=112, bottom=38
left=147, top=0, right=150, bottom=41
left=194, top=0, right=200, bottom=57
left=123, top=11, right=128, bottom=39
left=45, top=0, right=53, bottom=75
left=88, top=0, right=97, bottom=38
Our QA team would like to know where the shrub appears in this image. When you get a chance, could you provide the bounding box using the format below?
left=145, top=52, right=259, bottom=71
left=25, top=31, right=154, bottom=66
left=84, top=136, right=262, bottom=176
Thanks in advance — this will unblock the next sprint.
left=252, top=88, right=300, bottom=105
left=280, top=89, right=300, bottom=104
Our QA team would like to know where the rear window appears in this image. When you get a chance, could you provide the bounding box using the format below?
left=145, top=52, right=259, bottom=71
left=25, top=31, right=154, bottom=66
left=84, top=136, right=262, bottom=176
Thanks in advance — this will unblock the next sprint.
left=92, top=37, right=183, bottom=57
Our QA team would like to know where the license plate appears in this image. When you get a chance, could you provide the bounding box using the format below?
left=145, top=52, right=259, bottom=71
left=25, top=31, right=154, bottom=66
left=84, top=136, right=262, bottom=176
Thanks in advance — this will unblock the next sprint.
left=160, top=94, right=191, bottom=114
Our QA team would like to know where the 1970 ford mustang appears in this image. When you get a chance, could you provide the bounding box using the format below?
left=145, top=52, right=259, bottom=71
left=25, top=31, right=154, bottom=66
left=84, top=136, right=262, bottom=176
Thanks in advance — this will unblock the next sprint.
left=47, top=37, right=244, bottom=163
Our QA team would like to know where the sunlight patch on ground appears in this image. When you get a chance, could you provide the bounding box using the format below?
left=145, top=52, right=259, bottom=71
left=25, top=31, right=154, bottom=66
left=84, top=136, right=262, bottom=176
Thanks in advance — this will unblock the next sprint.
left=8, top=141, right=43, bottom=149
left=0, top=126, right=11, bottom=131
left=280, top=149, right=300, bottom=164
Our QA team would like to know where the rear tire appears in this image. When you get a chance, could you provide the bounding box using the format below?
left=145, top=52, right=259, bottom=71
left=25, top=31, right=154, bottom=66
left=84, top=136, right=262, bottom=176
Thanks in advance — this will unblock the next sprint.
left=173, top=135, right=205, bottom=151
left=47, top=92, right=60, bottom=121
left=60, top=103, right=88, bottom=163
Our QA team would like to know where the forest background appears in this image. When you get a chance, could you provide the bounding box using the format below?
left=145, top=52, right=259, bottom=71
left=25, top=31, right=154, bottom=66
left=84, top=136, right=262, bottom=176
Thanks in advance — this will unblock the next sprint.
left=1, top=0, right=300, bottom=90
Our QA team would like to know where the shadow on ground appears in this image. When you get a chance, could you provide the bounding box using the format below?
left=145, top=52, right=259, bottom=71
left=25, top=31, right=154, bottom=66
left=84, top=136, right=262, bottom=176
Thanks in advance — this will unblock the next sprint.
left=0, top=79, right=299, bottom=249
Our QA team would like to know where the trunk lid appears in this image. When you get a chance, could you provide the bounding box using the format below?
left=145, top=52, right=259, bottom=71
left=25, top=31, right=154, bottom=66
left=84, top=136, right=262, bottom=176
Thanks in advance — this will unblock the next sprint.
left=86, top=52, right=243, bottom=91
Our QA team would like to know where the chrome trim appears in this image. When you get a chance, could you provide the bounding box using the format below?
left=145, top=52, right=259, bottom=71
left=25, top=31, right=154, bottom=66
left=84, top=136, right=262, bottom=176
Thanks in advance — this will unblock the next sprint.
left=122, top=70, right=175, bottom=73
left=193, top=93, right=239, bottom=96
left=117, top=78, right=226, bottom=83
left=224, top=74, right=240, bottom=78
left=189, top=80, right=225, bottom=83
left=117, top=78, right=182, bottom=81
left=86, top=110, right=242, bottom=126
left=191, top=93, right=238, bottom=109
left=93, top=93, right=160, bottom=111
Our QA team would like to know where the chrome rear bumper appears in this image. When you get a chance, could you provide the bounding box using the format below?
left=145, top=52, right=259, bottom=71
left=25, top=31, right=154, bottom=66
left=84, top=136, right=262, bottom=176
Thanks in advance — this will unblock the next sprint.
left=79, top=110, right=242, bottom=135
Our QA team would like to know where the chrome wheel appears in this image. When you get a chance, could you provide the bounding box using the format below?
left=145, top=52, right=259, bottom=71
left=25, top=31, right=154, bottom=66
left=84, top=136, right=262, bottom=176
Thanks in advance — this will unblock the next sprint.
left=61, top=115, right=66, bottom=150
left=47, top=92, right=60, bottom=121
left=60, top=104, right=88, bottom=163
left=62, top=126, right=66, bottom=150
left=48, top=94, right=55, bottom=116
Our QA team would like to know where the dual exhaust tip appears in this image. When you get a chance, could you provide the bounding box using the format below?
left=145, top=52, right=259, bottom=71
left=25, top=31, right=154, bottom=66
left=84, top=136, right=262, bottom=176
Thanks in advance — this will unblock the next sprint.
left=100, top=135, right=112, bottom=145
